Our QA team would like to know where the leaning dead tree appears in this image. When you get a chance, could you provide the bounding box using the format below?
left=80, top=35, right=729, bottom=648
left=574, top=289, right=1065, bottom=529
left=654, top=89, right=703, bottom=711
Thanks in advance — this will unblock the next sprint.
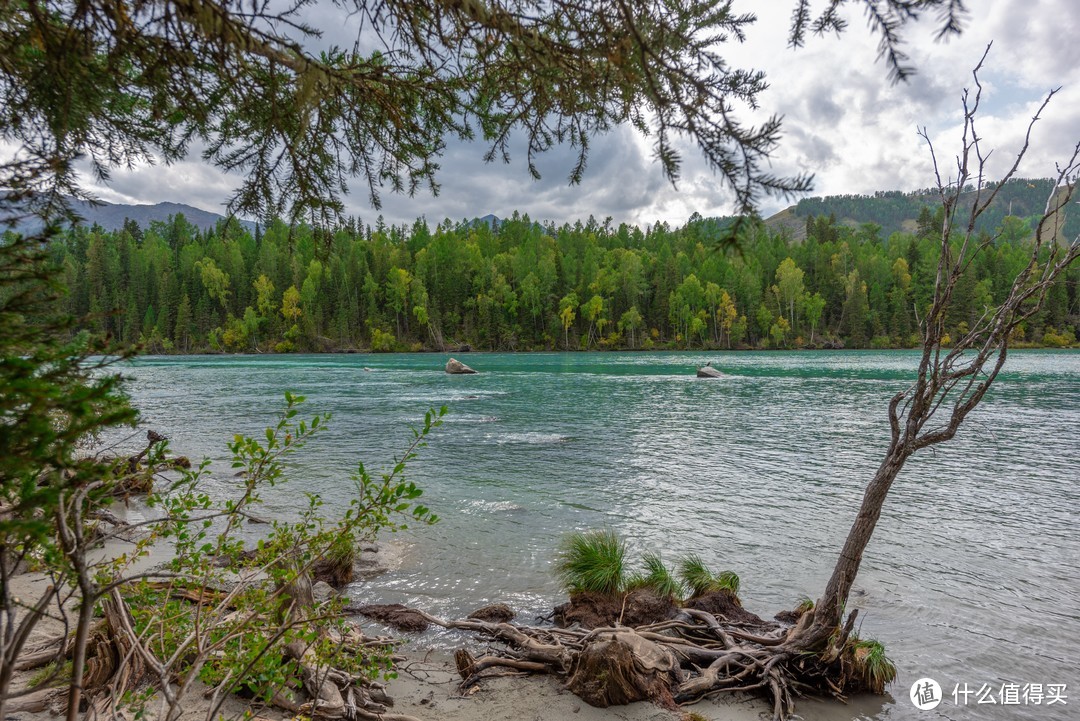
left=787, top=46, right=1079, bottom=653
left=431, top=50, right=1080, bottom=719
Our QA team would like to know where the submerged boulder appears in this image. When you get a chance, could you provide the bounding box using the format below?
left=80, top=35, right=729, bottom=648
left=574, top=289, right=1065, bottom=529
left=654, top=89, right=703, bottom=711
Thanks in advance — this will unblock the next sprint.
left=696, top=364, right=724, bottom=378
left=446, top=358, right=478, bottom=374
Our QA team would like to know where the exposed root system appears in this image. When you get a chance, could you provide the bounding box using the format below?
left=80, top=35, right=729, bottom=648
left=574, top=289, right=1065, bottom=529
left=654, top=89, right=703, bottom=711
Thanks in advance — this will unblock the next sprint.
left=410, top=602, right=888, bottom=721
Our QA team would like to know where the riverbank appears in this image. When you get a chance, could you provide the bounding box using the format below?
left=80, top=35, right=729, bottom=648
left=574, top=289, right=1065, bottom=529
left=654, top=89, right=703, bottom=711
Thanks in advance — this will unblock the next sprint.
left=355, top=646, right=892, bottom=721
left=5, top=566, right=889, bottom=721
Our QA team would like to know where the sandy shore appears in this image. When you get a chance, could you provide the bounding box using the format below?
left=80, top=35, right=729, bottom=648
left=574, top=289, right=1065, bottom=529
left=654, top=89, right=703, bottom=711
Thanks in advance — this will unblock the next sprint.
left=3, top=536, right=891, bottom=721
left=373, top=644, right=893, bottom=721
left=6, top=579, right=890, bottom=721
left=11, top=650, right=887, bottom=721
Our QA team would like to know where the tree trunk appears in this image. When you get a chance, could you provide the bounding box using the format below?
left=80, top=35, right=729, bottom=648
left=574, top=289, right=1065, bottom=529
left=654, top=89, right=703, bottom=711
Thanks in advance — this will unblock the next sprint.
left=788, top=446, right=910, bottom=651
left=64, top=589, right=95, bottom=721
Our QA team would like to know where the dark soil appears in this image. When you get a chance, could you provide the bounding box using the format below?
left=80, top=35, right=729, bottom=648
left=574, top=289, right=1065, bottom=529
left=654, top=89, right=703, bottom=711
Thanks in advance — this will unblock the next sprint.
left=774, top=608, right=808, bottom=625
left=685, top=589, right=770, bottom=626
left=354, top=603, right=430, bottom=633
left=554, top=588, right=678, bottom=629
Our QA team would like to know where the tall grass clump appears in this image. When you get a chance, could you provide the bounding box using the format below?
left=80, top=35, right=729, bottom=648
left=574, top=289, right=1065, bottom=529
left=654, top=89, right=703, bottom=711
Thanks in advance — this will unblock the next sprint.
left=555, top=530, right=626, bottom=595
left=626, top=552, right=684, bottom=599
left=678, top=554, right=740, bottom=597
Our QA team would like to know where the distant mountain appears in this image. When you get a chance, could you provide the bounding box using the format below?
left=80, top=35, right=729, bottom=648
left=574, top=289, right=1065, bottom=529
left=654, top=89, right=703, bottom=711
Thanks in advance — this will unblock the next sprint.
left=71, top=199, right=257, bottom=233
left=473, top=213, right=501, bottom=229
left=7, top=198, right=256, bottom=235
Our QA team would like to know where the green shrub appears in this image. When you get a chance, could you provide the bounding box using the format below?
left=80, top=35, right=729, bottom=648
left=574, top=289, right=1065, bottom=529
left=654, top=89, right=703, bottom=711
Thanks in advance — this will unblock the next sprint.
left=1042, top=327, right=1076, bottom=347
left=129, top=394, right=445, bottom=707
left=370, top=327, right=396, bottom=352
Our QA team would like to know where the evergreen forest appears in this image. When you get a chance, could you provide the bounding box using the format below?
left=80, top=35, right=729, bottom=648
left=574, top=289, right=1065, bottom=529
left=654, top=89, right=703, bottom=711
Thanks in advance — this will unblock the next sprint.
left=33, top=184, right=1080, bottom=354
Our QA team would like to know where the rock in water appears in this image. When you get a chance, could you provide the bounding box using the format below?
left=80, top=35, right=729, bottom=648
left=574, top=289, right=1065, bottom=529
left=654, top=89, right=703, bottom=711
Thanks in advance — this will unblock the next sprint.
left=446, top=358, right=478, bottom=374
left=467, top=603, right=515, bottom=623
left=354, top=603, right=430, bottom=633
left=696, top=365, right=724, bottom=378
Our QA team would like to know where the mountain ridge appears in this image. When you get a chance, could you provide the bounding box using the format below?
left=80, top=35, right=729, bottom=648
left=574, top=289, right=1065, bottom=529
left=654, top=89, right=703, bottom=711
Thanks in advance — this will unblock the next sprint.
left=6, top=176, right=1070, bottom=242
left=5, top=198, right=256, bottom=235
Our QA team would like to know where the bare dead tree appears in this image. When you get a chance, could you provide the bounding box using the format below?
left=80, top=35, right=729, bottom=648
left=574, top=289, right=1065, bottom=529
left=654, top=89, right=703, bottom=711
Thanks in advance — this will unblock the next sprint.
left=787, top=44, right=1080, bottom=651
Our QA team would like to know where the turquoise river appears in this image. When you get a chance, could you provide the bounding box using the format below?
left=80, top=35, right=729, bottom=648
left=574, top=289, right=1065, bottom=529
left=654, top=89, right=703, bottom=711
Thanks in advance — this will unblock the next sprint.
left=118, top=350, right=1079, bottom=721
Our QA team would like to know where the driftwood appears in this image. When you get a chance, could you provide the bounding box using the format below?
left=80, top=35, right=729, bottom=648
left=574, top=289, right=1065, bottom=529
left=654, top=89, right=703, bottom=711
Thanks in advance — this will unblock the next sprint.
left=14, top=585, right=869, bottom=721
left=106, top=430, right=190, bottom=498
left=565, top=630, right=681, bottom=707
left=12, top=582, right=414, bottom=721
left=404, top=601, right=879, bottom=720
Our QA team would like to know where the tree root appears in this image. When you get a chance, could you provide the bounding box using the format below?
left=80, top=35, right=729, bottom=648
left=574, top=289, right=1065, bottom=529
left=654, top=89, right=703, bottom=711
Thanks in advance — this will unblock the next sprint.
left=23, top=574, right=879, bottom=721
left=410, top=607, right=878, bottom=721
left=266, top=642, right=423, bottom=721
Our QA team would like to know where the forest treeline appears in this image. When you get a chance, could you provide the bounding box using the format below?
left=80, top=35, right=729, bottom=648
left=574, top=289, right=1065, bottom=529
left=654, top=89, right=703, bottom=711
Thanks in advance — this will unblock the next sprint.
left=32, top=197, right=1080, bottom=353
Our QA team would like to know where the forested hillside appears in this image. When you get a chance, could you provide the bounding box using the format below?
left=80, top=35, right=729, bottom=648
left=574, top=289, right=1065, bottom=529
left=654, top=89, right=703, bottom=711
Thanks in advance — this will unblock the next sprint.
left=790, top=177, right=1079, bottom=240
left=35, top=202, right=1079, bottom=353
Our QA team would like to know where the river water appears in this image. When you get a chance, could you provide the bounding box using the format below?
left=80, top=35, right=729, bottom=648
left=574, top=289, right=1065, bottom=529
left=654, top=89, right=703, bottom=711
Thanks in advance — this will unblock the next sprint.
left=119, top=351, right=1078, bottom=721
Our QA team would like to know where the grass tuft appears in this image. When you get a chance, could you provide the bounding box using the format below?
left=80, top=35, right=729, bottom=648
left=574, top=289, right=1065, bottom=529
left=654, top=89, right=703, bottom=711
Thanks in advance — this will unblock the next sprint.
left=555, top=530, right=626, bottom=596
left=28, top=659, right=72, bottom=689
left=633, top=552, right=684, bottom=599
left=715, top=569, right=740, bottom=595
left=852, top=638, right=897, bottom=694
left=678, top=554, right=713, bottom=597
left=678, top=554, right=740, bottom=597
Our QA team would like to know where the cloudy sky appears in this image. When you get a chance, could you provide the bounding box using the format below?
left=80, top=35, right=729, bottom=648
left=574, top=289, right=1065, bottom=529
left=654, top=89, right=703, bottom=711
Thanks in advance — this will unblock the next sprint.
left=83, top=1, right=1080, bottom=228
